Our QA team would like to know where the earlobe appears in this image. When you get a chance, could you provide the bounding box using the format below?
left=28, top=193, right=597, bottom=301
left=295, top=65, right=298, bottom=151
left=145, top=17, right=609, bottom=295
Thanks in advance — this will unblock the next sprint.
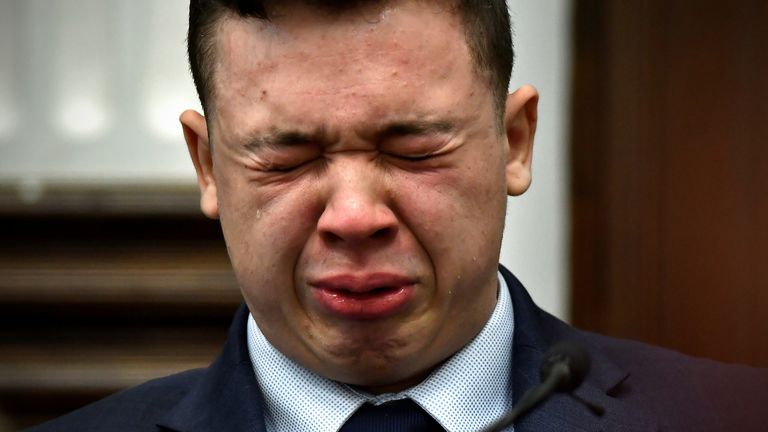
left=504, top=85, right=539, bottom=196
left=180, top=109, right=219, bottom=219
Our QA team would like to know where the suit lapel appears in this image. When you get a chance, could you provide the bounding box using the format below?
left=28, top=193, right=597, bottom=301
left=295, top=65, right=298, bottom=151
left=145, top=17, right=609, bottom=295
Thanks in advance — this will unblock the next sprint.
left=157, top=305, right=268, bottom=432
left=500, top=265, right=657, bottom=431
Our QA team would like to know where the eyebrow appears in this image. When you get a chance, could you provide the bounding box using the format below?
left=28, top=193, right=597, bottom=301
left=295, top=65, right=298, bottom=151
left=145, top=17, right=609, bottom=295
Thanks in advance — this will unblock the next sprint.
left=243, top=120, right=456, bottom=151
left=244, top=130, right=318, bottom=152
left=377, top=120, right=456, bottom=140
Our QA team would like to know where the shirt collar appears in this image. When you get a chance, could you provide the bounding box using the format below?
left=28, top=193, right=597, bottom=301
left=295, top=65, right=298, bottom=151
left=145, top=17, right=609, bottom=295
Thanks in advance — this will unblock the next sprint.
left=247, top=272, right=515, bottom=432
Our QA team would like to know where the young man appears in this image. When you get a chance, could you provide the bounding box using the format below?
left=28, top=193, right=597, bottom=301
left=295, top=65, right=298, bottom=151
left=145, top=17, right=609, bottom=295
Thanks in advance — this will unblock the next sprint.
left=31, top=1, right=768, bottom=431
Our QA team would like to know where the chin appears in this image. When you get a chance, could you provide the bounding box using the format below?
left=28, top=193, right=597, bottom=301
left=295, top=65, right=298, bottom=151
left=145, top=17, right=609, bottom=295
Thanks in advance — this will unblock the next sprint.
left=316, top=337, right=414, bottom=370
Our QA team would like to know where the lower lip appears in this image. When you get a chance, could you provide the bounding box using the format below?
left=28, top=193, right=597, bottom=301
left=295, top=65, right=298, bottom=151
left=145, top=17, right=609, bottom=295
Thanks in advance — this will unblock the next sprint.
left=311, top=285, right=415, bottom=320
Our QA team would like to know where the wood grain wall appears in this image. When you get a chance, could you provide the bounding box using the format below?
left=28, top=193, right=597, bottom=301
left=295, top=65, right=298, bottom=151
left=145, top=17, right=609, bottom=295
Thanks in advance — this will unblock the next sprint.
left=571, top=0, right=768, bottom=367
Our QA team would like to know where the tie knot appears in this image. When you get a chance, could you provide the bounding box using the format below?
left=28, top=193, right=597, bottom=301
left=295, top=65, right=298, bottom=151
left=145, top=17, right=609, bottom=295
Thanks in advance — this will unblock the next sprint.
left=340, top=399, right=444, bottom=432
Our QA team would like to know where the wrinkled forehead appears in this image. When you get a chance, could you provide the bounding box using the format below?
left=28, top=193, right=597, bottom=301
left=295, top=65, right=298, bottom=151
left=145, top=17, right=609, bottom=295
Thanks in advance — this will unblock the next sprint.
left=208, top=1, right=484, bottom=133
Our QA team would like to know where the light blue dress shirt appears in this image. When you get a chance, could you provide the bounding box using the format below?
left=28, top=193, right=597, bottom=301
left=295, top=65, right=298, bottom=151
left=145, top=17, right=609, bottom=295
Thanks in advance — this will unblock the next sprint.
left=247, top=272, right=515, bottom=432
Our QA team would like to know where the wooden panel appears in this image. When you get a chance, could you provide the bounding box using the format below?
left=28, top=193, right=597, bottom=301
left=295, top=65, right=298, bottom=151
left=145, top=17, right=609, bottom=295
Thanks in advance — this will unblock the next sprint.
left=0, top=183, right=202, bottom=216
left=1, top=334, right=221, bottom=394
left=655, top=2, right=768, bottom=363
left=0, top=268, right=238, bottom=305
left=0, top=184, right=240, bottom=429
left=571, top=0, right=768, bottom=367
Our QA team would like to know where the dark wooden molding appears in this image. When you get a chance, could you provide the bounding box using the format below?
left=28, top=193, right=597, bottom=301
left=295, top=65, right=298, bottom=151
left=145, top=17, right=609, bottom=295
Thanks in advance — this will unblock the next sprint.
left=0, top=184, right=239, bottom=428
left=0, top=182, right=201, bottom=216
left=0, top=268, right=240, bottom=306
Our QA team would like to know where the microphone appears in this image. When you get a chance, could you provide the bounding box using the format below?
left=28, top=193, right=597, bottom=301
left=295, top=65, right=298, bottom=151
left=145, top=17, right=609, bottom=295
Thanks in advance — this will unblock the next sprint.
left=481, top=341, right=600, bottom=432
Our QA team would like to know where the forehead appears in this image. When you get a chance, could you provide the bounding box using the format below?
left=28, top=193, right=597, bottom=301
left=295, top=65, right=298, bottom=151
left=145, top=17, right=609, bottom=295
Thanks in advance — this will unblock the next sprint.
left=210, top=1, right=489, bottom=137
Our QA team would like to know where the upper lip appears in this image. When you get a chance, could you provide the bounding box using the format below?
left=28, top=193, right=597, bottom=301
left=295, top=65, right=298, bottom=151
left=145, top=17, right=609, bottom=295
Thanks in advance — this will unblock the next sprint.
left=308, top=273, right=417, bottom=293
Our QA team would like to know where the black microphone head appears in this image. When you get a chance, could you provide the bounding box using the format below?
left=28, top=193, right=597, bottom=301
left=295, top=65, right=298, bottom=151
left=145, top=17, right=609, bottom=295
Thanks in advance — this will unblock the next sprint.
left=539, top=341, right=590, bottom=392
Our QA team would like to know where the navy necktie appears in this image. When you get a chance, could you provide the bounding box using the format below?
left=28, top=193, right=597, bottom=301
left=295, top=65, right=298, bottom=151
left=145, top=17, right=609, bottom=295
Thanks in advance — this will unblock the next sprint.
left=339, top=399, right=445, bottom=432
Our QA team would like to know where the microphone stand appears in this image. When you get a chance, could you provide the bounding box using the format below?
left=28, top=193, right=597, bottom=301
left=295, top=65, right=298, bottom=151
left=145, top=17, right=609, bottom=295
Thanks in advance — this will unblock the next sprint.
left=480, top=362, right=570, bottom=432
left=480, top=341, right=602, bottom=432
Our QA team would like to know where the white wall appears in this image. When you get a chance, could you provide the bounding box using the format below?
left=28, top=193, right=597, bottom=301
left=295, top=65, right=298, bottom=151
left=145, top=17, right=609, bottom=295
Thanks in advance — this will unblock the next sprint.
left=0, top=0, right=199, bottom=184
left=0, top=0, right=573, bottom=320
left=501, top=1, right=573, bottom=320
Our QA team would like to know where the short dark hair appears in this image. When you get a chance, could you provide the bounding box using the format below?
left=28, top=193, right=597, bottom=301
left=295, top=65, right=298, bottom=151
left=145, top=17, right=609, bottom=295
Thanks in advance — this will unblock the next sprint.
left=187, top=0, right=513, bottom=119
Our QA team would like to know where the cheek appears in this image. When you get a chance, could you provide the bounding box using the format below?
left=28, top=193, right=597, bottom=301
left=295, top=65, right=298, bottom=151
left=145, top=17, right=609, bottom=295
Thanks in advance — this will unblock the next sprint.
left=395, top=157, right=506, bottom=235
left=217, top=170, right=323, bottom=289
left=391, top=157, right=507, bottom=283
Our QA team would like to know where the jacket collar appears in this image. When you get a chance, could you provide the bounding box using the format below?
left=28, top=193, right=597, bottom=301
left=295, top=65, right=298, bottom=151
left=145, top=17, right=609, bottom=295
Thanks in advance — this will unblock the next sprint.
left=500, top=265, right=656, bottom=431
left=157, top=305, right=267, bottom=432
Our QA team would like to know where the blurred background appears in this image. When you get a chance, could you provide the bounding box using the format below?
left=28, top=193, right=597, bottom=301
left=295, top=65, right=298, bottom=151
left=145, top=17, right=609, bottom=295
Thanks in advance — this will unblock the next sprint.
left=0, top=0, right=766, bottom=429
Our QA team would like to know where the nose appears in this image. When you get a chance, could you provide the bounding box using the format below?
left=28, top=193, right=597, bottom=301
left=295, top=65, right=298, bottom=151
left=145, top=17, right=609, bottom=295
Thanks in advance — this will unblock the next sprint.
left=317, top=160, right=398, bottom=246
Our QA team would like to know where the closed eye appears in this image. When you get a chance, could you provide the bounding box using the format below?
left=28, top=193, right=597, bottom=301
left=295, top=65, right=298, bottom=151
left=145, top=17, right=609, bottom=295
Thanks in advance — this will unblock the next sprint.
left=392, top=153, right=435, bottom=162
left=264, top=158, right=319, bottom=173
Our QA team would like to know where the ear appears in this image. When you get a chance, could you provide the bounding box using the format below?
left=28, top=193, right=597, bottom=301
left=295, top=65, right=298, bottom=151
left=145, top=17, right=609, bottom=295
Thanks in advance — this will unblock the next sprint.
left=180, top=109, right=219, bottom=219
left=503, top=85, right=539, bottom=196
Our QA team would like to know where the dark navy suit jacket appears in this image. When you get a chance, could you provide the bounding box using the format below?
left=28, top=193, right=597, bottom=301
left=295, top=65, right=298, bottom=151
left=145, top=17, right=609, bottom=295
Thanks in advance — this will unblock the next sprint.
left=29, top=266, right=768, bottom=431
